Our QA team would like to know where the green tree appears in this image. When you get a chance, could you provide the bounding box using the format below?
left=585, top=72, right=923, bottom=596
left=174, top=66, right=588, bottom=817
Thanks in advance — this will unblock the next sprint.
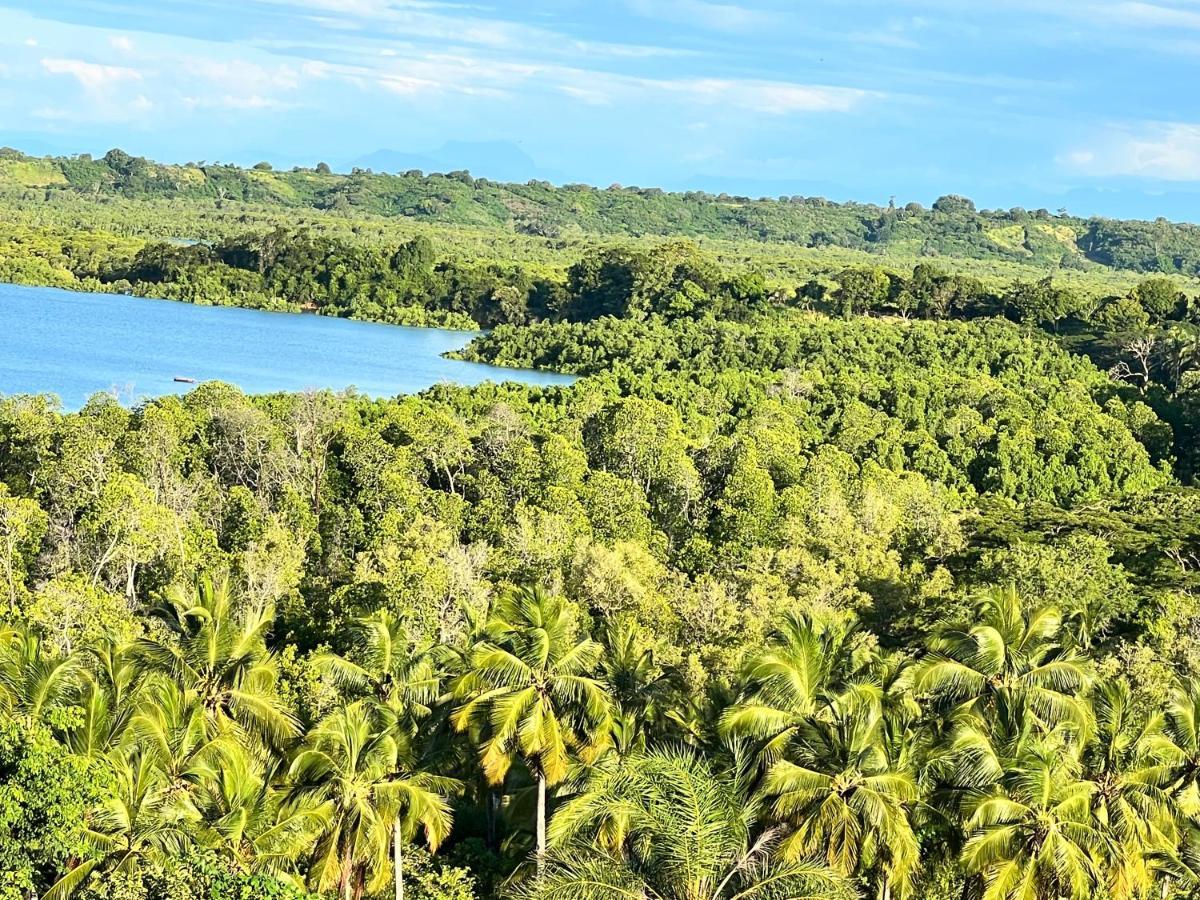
left=289, top=701, right=453, bottom=900
left=760, top=705, right=920, bottom=898
left=916, top=588, right=1091, bottom=732
left=720, top=611, right=873, bottom=765
left=138, top=573, right=298, bottom=746
left=0, top=715, right=105, bottom=900
left=453, top=584, right=611, bottom=876
left=0, top=485, right=46, bottom=610
left=538, top=749, right=851, bottom=900
left=960, top=733, right=1105, bottom=900
left=315, top=609, right=441, bottom=720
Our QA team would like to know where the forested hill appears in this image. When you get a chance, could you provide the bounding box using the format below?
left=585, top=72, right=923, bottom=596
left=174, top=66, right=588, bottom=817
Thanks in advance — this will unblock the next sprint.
left=3, top=145, right=1200, bottom=275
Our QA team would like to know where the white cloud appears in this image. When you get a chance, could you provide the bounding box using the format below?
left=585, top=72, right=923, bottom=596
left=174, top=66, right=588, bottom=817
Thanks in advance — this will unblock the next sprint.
left=558, top=84, right=613, bottom=106
left=109, top=35, right=134, bottom=52
left=650, top=77, right=872, bottom=113
left=625, top=0, right=771, bottom=31
left=41, top=57, right=142, bottom=91
left=182, top=57, right=302, bottom=92
left=255, top=0, right=685, bottom=59
left=23, top=38, right=37, bottom=47
left=1064, top=122, right=1200, bottom=180
left=183, top=93, right=291, bottom=110
left=358, top=50, right=876, bottom=114
left=1106, top=1, right=1200, bottom=28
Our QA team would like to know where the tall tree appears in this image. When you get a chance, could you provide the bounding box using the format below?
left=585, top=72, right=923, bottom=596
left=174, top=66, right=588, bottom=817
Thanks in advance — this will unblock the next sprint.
left=538, top=749, right=851, bottom=900
left=760, top=706, right=920, bottom=899
left=453, top=583, right=611, bottom=876
left=959, top=733, right=1106, bottom=900
left=916, top=587, right=1091, bottom=733
left=289, top=700, right=452, bottom=900
left=137, top=573, right=298, bottom=746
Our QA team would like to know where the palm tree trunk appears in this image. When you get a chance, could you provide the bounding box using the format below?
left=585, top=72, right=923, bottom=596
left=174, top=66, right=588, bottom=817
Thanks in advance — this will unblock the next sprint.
left=536, top=770, right=547, bottom=878
left=394, top=822, right=405, bottom=900
left=487, top=789, right=498, bottom=851
left=341, top=843, right=353, bottom=900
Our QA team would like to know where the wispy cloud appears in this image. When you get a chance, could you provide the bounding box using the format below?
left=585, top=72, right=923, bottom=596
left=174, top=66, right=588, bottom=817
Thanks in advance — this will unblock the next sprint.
left=650, top=77, right=872, bottom=113
left=1104, top=1, right=1200, bottom=28
left=1063, top=121, right=1200, bottom=180
left=357, top=49, right=876, bottom=114
left=41, top=57, right=142, bottom=91
left=625, top=0, right=772, bottom=32
left=181, top=57, right=303, bottom=93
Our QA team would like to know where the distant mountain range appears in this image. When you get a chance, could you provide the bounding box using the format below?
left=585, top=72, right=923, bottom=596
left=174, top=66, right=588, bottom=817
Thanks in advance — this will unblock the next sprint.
left=347, top=141, right=562, bottom=183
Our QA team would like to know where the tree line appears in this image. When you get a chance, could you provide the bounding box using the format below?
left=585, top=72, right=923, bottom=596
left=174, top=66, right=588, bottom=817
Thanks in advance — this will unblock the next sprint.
left=8, top=146, right=1200, bottom=274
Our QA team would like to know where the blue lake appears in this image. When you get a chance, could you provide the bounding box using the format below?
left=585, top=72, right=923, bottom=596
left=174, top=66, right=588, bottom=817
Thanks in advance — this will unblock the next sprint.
left=0, top=283, right=575, bottom=410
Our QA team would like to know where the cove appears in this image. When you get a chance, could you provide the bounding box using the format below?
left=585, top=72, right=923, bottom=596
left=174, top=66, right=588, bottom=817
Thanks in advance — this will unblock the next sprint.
left=0, top=283, right=575, bottom=410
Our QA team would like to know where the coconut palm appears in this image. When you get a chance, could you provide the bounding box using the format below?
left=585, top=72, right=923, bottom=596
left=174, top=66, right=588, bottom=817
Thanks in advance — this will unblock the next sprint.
left=719, top=610, right=875, bottom=766
left=536, top=748, right=851, bottom=900
left=916, top=587, right=1091, bottom=734
left=453, top=583, right=611, bottom=876
left=760, top=704, right=920, bottom=899
left=1151, top=677, right=1200, bottom=795
left=960, top=732, right=1107, bottom=900
left=314, top=609, right=441, bottom=721
left=66, top=638, right=145, bottom=757
left=600, top=622, right=680, bottom=755
left=138, top=572, right=298, bottom=746
left=1084, top=680, right=1177, bottom=900
left=0, top=624, right=84, bottom=720
left=289, top=700, right=454, bottom=900
left=129, top=677, right=233, bottom=798
left=191, top=744, right=331, bottom=882
left=44, top=746, right=194, bottom=900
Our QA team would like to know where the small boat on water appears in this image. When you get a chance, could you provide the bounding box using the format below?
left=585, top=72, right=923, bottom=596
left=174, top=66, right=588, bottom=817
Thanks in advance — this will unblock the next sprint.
left=173, top=376, right=197, bottom=384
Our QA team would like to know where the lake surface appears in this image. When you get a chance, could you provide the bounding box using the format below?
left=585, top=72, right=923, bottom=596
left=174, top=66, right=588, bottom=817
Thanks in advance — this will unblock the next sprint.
left=0, top=283, right=575, bottom=410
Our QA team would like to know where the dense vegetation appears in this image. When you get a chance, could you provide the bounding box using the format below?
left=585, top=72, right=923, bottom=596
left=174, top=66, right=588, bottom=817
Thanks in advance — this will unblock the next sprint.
left=8, top=145, right=1200, bottom=276
left=1, top=146, right=1200, bottom=900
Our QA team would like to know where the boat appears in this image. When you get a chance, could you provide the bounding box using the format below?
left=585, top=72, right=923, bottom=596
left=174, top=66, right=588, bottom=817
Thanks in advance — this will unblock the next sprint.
left=173, top=376, right=198, bottom=384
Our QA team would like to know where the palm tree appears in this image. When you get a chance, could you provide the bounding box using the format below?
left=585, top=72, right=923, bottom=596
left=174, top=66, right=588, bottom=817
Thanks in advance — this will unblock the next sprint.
left=720, top=610, right=874, bottom=766
left=1084, top=680, right=1177, bottom=900
left=138, top=572, right=298, bottom=746
left=289, top=700, right=454, bottom=900
left=916, top=587, right=1091, bottom=734
left=314, top=609, right=441, bottom=721
left=760, top=704, right=921, bottom=899
left=0, top=624, right=84, bottom=720
left=1152, top=677, right=1200, bottom=795
left=129, top=677, right=233, bottom=799
left=44, top=746, right=194, bottom=900
left=452, top=583, right=612, bottom=876
left=192, top=744, right=331, bottom=882
left=535, top=748, right=851, bottom=900
left=66, top=638, right=144, bottom=757
left=959, top=732, right=1107, bottom=900
left=600, top=622, right=680, bottom=755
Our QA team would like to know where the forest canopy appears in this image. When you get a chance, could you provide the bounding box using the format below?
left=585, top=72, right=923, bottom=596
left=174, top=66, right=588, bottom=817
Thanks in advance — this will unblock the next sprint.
left=0, top=146, right=1199, bottom=900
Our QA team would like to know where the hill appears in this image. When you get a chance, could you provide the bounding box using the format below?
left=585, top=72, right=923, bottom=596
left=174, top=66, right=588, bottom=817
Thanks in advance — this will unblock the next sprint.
left=4, top=146, right=1200, bottom=276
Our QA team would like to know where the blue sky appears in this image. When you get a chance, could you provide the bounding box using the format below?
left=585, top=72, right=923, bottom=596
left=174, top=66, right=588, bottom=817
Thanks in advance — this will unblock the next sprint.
left=3, top=0, right=1200, bottom=219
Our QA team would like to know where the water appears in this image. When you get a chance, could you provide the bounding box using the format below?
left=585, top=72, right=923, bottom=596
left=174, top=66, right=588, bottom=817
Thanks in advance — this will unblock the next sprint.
left=0, top=283, right=575, bottom=410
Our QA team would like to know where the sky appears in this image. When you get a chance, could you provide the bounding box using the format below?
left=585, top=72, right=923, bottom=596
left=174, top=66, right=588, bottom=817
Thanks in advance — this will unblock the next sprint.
left=3, top=1, right=1200, bottom=220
